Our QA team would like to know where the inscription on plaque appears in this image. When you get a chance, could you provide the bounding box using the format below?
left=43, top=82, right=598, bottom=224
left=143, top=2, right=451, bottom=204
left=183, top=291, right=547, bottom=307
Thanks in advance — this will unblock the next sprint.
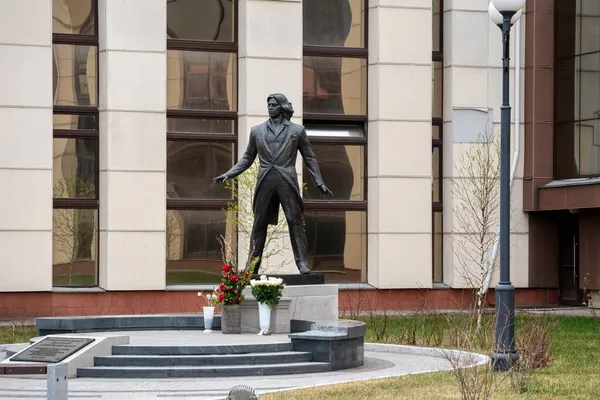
left=11, top=337, right=95, bottom=363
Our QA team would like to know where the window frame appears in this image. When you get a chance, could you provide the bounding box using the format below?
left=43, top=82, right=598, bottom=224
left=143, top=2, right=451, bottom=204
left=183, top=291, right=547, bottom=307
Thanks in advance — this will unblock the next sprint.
left=52, top=0, right=100, bottom=287
left=165, top=1, right=239, bottom=285
left=302, top=0, right=368, bottom=281
left=432, top=0, right=444, bottom=283
left=166, top=5, right=239, bottom=213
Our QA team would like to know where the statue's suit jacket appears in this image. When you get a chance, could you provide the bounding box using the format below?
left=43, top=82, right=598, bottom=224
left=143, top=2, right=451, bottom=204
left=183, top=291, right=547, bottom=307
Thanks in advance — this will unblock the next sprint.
left=227, top=119, right=325, bottom=226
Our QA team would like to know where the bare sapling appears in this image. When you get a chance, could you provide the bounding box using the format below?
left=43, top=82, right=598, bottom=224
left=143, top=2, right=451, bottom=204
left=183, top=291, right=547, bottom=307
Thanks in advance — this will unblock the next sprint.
left=450, top=131, right=501, bottom=332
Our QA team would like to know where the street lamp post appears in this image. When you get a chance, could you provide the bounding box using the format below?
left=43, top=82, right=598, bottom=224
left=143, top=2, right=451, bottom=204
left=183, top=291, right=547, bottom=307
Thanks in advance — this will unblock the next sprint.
left=488, top=0, right=525, bottom=372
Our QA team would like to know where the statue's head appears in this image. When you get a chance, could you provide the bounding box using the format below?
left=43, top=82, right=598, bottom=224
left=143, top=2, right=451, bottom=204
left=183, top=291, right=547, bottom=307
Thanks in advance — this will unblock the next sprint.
left=267, top=93, right=294, bottom=121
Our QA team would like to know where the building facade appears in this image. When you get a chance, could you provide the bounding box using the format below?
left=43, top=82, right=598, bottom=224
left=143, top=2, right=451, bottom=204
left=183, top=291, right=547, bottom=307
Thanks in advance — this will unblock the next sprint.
left=0, top=0, right=595, bottom=317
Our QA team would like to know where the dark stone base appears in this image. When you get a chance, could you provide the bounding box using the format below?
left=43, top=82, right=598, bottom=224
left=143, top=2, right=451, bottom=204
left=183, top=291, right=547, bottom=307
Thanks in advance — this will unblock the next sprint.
left=292, top=336, right=364, bottom=371
left=251, top=273, right=324, bottom=285
left=289, top=319, right=366, bottom=370
left=36, top=315, right=221, bottom=335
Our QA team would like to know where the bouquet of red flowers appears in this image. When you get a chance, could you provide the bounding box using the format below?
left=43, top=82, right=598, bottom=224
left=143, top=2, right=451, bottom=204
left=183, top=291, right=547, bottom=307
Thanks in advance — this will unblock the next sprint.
left=214, top=260, right=256, bottom=306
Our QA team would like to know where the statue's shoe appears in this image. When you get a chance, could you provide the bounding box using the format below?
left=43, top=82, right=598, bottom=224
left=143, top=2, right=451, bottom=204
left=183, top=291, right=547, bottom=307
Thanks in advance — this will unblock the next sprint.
left=298, top=264, right=311, bottom=274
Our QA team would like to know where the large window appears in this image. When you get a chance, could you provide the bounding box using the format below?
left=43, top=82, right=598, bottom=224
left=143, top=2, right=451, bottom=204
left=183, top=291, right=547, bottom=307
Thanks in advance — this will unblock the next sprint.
left=52, top=0, right=99, bottom=287
left=555, top=0, right=600, bottom=178
left=303, top=0, right=367, bottom=283
left=432, top=0, right=444, bottom=283
left=166, top=0, right=237, bottom=285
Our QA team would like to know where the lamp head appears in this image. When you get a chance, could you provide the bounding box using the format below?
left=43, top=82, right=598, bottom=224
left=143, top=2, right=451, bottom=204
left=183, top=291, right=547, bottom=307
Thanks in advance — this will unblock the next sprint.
left=491, top=0, right=526, bottom=12
left=489, top=2, right=523, bottom=26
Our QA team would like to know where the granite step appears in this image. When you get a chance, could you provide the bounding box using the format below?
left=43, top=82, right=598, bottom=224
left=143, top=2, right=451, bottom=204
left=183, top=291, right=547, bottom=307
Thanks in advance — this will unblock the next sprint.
left=77, top=361, right=332, bottom=378
left=111, top=343, right=293, bottom=356
left=94, top=351, right=312, bottom=367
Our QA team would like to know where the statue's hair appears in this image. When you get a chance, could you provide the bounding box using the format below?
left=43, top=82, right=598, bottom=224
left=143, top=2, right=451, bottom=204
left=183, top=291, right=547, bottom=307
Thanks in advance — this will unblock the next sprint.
left=267, top=93, right=294, bottom=120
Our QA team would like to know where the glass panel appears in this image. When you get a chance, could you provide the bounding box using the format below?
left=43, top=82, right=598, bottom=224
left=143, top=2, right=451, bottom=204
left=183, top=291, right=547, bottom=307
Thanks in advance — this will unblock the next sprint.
left=166, top=209, right=236, bottom=285
left=305, top=124, right=364, bottom=138
left=53, top=0, right=95, bottom=35
left=578, top=53, right=600, bottom=121
left=433, top=146, right=441, bottom=202
left=433, top=0, right=442, bottom=53
left=555, top=123, right=577, bottom=179
left=303, top=56, right=367, bottom=115
left=579, top=9, right=600, bottom=54
left=53, top=138, right=97, bottom=198
left=303, top=0, right=365, bottom=48
left=433, top=61, right=443, bottom=118
left=167, top=118, right=235, bottom=134
left=433, top=211, right=443, bottom=283
left=305, top=210, right=366, bottom=282
left=53, top=208, right=98, bottom=287
left=167, top=0, right=235, bottom=42
left=53, top=114, right=97, bottom=131
left=555, top=57, right=576, bottom=123
left=303, top=145, right=364, bottom=201
left=167, top=51, right=237, bottom=111
left=577, top=121, right=600, bottom=175
left=167, top=141, right=234, bottom=199
left=53, top=45, right=98, bottom=107
left=433, top=125, right=441, bottom=140
left=555, top=0, right=577, bottom=60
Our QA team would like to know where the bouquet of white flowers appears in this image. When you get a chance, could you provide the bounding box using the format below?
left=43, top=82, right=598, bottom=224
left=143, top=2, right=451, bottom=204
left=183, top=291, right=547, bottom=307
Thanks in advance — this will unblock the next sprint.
left=250, top=275, right=285, bottom=309
left=197, top=291, right=218, bottom=307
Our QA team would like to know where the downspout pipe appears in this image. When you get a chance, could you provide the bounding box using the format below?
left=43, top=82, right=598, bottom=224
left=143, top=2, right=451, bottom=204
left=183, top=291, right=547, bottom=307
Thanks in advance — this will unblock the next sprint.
left=482, top=18, right=522, bottom=295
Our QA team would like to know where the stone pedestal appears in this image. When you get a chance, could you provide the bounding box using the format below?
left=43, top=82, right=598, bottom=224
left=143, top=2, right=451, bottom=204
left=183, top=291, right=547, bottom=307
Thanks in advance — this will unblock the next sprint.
left=240, top=284, right=338, bottom=334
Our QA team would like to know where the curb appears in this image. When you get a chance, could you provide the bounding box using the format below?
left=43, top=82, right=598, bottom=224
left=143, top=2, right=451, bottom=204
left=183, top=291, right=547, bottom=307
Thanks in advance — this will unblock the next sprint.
left=255, top=342, right=489, bottom=398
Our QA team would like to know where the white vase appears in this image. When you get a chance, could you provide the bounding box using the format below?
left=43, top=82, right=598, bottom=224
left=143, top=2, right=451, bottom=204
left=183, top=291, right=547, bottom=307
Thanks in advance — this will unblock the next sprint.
left=203, top=306, right=215, bottom=333
left=257, top=302, right=271, bottom=335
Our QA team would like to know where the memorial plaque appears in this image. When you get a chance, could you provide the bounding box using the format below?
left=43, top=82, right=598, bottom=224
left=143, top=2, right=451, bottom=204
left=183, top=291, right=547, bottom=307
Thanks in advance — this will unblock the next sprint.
left=11, top=337, right=95, bottom=363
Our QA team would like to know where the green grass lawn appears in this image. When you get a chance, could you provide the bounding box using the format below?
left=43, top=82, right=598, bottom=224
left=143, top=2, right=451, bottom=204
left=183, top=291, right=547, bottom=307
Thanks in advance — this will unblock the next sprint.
left=264, top=315, right=600, bottom=400
left=0, top=324, right=38, bottom=345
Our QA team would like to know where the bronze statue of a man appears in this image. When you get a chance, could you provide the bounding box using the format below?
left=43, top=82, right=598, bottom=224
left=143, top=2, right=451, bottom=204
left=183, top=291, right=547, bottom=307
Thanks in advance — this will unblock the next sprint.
left=213, top=93, right=332, bottom=274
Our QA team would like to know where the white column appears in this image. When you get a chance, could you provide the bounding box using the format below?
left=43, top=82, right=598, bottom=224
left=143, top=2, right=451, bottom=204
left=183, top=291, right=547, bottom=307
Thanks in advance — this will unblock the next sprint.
left=0, top=1, right=53, bottom=291
left=443, top=2, right=528, bottom=288
left=98, top=0, right=166, bottom=290
left=368, top=0, right=433, bottom=288
left=237, top=0, right=303, bottom=274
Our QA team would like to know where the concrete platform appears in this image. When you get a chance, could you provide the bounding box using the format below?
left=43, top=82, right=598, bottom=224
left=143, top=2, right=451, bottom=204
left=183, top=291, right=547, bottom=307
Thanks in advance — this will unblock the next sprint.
left=42, top=330, right=293, bottom=346
left=0, top=329, right=488, bottom=400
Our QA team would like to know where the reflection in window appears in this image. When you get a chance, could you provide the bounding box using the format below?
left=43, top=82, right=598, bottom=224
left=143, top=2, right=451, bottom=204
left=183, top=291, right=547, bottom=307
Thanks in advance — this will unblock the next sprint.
left=303, top=145, right=364, bottom=201
left=167, top=50, right=236, bottom=111
left=305, top=211, right=366, bottom=282
left=432, top=0, right=444, bottom=283
left=53, top=114, right=97, bottom=131
left=433, top=0, right=442, bottom=53
left=53, top=209, right=98, bottom=286
left=555, top=0, right=600, bottom=178
left=52, top=0, right=95, bottom=35
left=303, top=56, right=366, bottom=115
left=556, top=123, right=600, bottom=177
left=167, top=0, right=234, bottom=42
left=433, top=61, right=443, bottom=119
left=167, top=142, right=233, bottom=199
left=53, top=138, right=97, bottom=199
left=167, top=118, right=234, bottom=134
left=166, top=210, right=236, bottom=284
left=53, top=44, right=98, bottom=107
left=303, top=0, right=365, bottom=48
left=433, top=211, right=443, bottom=283
left=432, top=146, right=441, bottom=202
left=306, top=124, right=363, bottom=138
